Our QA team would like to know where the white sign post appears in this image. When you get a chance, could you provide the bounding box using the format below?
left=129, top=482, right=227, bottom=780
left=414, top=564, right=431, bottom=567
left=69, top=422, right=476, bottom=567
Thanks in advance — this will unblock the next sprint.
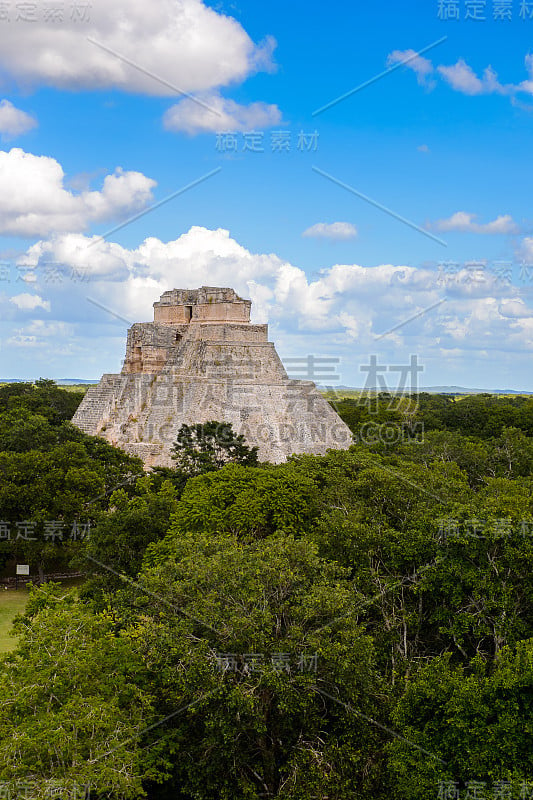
left=15, top=564, right=30, bottom=588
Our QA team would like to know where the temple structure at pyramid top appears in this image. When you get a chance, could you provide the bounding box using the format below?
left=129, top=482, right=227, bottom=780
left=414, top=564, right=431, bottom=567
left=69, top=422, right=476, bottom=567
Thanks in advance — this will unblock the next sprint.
left=153, top=286, right=251, bottom=324
left=72, top=286, right=352, bottom=467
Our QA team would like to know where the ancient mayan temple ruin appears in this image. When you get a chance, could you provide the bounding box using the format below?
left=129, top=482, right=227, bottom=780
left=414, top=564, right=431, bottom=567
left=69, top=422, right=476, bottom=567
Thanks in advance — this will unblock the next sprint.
left=72, top=287, right=352, bottom=467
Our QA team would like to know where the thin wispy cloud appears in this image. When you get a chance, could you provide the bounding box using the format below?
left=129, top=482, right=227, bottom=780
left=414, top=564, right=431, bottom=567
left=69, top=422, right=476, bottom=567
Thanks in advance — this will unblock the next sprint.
left=431, top=211, right=519, bottom=235
left=302, top=222, right=358, bottom=241
left=388, top=49, right=533, bottom=102
left=387, top=49, right=435, bottom=87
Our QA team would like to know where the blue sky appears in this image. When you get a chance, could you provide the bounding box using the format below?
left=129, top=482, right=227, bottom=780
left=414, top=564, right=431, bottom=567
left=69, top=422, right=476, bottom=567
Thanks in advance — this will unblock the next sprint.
left=1, top=0, right=533, bottom=389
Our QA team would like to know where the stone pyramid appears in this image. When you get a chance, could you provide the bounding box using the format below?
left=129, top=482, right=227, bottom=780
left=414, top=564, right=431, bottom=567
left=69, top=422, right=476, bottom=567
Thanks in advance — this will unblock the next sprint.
left=72, top=287, right=352, bottom=467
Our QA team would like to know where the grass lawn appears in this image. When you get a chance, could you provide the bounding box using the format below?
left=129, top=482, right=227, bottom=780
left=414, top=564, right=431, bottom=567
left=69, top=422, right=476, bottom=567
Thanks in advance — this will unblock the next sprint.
left=0, top=588, right=30, bottom=653
left=0, top=578, right=85, bottom=654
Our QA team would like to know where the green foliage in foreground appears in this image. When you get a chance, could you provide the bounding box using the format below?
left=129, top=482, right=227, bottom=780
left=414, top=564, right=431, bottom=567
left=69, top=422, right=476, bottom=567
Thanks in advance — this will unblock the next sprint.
left=0, top=584, right=150, bottom=799
left=388, top=642, right=533, bottom=799
left=1, top=386, right=533, bottom=797
left=0, top=380, right=143, bottom=576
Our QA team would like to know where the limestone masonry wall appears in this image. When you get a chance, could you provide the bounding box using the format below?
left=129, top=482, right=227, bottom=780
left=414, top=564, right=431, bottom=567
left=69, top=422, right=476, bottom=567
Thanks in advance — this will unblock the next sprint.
left=154, top=286, right=251, bottom=324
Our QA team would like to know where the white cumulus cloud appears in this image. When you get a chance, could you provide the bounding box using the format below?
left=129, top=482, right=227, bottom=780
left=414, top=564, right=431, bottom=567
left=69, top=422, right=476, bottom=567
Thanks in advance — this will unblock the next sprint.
left=163, top=93, right=282, bottom=134
left=432, top=211, right=519, bottom=235
left=10, top=226, right=533, bottom=385
left=302, top=222, right=358, bottom=241
left=0, top=148, right=156, bottom=236
left=9, top=293, right=50, bottom=311
left=0, top=100, right=37, bottom=138
left=499, top=299, right=531, bottom=318
left=12, top=227, right=436, bottom=334
left=0, top=0, right=275, bottom=95
left=437, top=60, right=509, bottom=95
left=386, top=49, right=435, bottom=87
left=519, top=236, right=533, bottom=261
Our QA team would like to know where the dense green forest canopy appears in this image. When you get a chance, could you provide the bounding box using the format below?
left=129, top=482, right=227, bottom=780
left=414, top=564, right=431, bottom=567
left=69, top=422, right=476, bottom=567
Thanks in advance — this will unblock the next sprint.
left=333, top=390, right=533, bottom=439
left=1, top=382, right=533, bottom=798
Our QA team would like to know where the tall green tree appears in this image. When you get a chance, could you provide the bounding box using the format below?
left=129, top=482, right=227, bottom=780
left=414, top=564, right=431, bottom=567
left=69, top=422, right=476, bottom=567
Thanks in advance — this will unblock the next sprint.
left=388, top=641, right=533, bottom=799
left=170, top=421, right=259, bottom=476
left=0, top=583, right=152, bottom=799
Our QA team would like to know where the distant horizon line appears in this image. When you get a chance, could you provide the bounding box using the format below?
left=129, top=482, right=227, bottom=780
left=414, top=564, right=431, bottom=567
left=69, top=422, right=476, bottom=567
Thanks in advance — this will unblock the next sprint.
left=1, top=378, right=533, bottom=396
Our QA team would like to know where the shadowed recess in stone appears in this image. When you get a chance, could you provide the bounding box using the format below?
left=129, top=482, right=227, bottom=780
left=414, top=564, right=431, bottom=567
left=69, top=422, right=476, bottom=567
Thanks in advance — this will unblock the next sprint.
left=72, top=287, right=352, bottom=467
